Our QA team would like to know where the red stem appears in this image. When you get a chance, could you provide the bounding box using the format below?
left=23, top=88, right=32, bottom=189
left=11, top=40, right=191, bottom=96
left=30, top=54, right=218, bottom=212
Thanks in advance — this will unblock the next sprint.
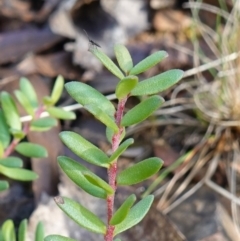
left=105, top=97, right=128, bottom=241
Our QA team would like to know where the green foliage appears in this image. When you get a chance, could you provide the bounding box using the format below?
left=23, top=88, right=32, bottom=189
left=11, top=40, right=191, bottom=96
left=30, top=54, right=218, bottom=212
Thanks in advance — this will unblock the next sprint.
left=90, top=48, right=124, bottom=79
left=15, top=142, right=48, bottom=158
left=0, top=110, right=11, bottom=149
left=114, top=44, right=133, bottom=74
left=108, top=138, right=134, bottom=163
left=114, top=195, right=154, bottom=236
left=0, top=75, right=73, bottom=191
left=31, top=117, right=58, bottom=131
left=110, top=194, right=136, bottom=225
left=129, top=51, right=168, bottom=75
left=121, top=95, right=165, bottom=126
left=131, top=69, right=184, bottom=96
left=1, top=92, right=21, bottom=131
left=117, top=157, right=163, bottom=185
left=54, top=196, right=106, bottom=234
left=47, top=107, right=76, bottom=120
left=59, top=132, right=110, bottom=168
left=46, top=44, right=183, bottom=241
left=115, top=76, right=138, bottom=100
left=58, top=156, right=113, bottom=199
left=0, top=219, right=44, bottom=241
left=35, top=222, right=44, bottom=241
left=18, top=219, right=27, bottom=241
left=19, top=77, right=38, bottom=108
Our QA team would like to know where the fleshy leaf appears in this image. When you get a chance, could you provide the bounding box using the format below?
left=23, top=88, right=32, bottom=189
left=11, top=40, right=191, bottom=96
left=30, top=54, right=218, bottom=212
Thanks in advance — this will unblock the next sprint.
left=90, top=48, right=124, bottom=79
left=47, top=107, right=76, bottom=120
left=1, top=91, right=21, bottom=130
left=131, top=69, right=184, bottom=96
left=121, top=95, right=164, bottom=127
left=14, top=90, right=34, bottom=116
left=117, top=157, right=163, bottom=185
left=0, top=180, right=9, bottom=191
left=115, top=76, right=138, bottom=100
left=58, top=156, right=113, bottom=199
left=35, top=222, right=44, bottom=241
left=0, top=110, right=10, bottom=148
left=114, top=195, right=154, bottom=235
left=110, top=194, right=136, bottom=225
left=108, top=138, right=134, bottom=163
left=15, top=142, right=47, bottom=158
left=31, top=117, right=58, bottom=131
left=20, top=77, right=38, bottom=108
left=45, top=235, right=77, bottom=241
left=18, top=219, right=27, bottom=241
left=60, top=131, right=109, bottom=168
left=54, top=196, right=106, bottom=234
left=0, top=157, right=23, bottom=168
left=65, top=82, right=116, bottom=117
left=85, top=104, right=118, bottom=132
left=9, top=129, right=25, bottom=139
left=50, top=75, right=64, bottom=105
left=0, top=165, right=38, bottom=181
left=1, top=219, right=16, bottom=241
left=114, top=44, right=133, bottom=73
left=129, top=51, right=168, bottom=75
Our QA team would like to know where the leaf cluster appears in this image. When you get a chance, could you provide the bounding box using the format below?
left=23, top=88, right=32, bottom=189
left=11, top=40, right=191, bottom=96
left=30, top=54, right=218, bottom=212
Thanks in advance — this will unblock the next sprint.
left=0, top=76, right=76, bottom=191
left=0, top=219, right=44, bottom=241
left=45, top=44, right=183, bottom=241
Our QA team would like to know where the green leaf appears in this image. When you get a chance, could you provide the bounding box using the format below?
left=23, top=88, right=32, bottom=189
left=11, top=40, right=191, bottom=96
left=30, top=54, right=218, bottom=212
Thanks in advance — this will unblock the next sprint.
left=0, top=142, right=3, bottom=158
left=50, top=75, right=64, bottom=105
left=1, top=91, right=21, bottom=130
left=20, top=77, right=38, bottom=108
left=65, top=82, right=116, bottom=117
left=35, top=222, right=44, bottom=241
left=9, top=129, right=25, bottom=139
left=45, top=235, right=77, bottom=241
left=114, top=44, right=133, bottom=73
left=110, top=194, right=136, bottom=225
left=114, top=195, right=154, bottom=235
left=114, top=239, right=121, bottom=241
left=131, top=69, right=184, bottom=96
left=58, top=156, right=113, bottom=199
left=14, top=90, right=34, bottom=116
left=60, top=131, right=109, bottom=168
left=117, top=157, right=163, bottom=185
left=0, top=157, right=23, bottom=168
left=121, top=95, right=164, bottom=127
left=54, top=196, right=106, bottom=234
left=47, top=107, right=76, bottom=120
left=106, top=127, right=125, bottom=144
left=84, top=104, right=118, bottom=132
left=0, top=165, right=38, bottom=181
left=1, top=219, right=16, bottom=241
left=0, top=180, right=9, bottom=191
left=31, top=117, right=57, bottom=131
left=108, top=138, right=134, bottom=163
left=18, top=219, right=27, bottom=241
left=0, top=110, right=11, bottom=148
left=115, top=76, right=138, bottom=100
left=15, top=142, right=47, bottom=158
left=129, top=51, right=168, bottom=75
left=90, top=48, right=124, bottom=79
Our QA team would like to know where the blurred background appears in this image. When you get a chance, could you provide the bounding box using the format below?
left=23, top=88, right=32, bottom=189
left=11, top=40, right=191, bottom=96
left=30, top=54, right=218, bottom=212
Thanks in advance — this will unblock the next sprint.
left=0, top=0, right=240, bottom=240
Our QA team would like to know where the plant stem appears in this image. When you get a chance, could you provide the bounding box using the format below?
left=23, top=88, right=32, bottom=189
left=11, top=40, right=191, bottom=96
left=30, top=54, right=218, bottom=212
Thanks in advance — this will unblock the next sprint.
left=105, top=98, right=127, bottom=241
